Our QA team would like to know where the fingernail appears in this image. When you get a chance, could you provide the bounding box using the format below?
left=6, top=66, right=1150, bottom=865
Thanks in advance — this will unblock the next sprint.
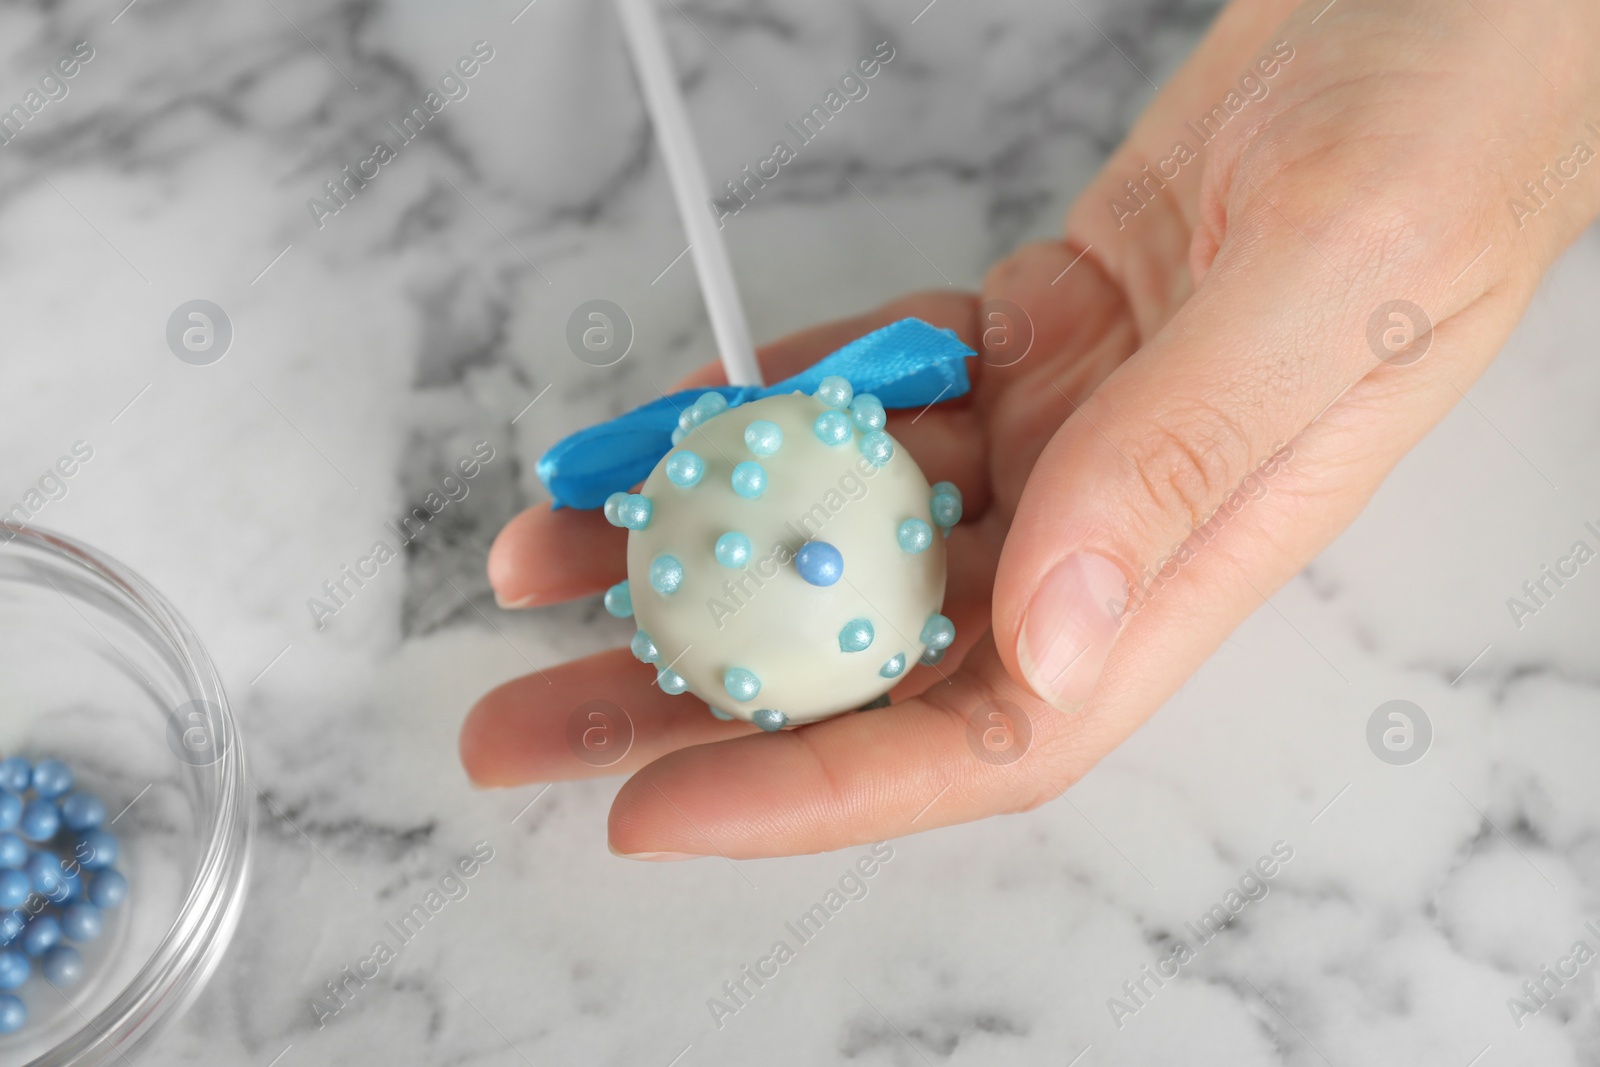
left=609, top=845, right=700, bottom=862
left=1018, top=552, right=1127, bottom=712
left=494, top=590, right=537, bottom=610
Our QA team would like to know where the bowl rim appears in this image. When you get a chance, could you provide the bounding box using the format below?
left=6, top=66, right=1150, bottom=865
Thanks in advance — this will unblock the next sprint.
left=0, top=522, right=252, bottom=1067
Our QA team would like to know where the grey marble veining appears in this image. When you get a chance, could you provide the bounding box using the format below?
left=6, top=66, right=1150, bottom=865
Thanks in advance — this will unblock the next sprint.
left=3, top=0, right=1600, bottom=1064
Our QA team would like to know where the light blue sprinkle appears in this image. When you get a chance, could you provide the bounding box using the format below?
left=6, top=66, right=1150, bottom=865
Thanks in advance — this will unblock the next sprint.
left=813, top=410, right=852, bottom=446
left=731, top=461, right=767, bottom=499
left=849, top=393, right=886, bottom=432
left=860, top=429, right=894, bottom=467
left=920, top=613, right=955, bottom=651
left=744, top=420, right=783, bottom=456
left=619, top=494, right=653, bottom=530
left=879, top=653, right=907, bottom=678
left=724, top=667, right=761, bottom=702
left=920, top=646, right=946, bottom=666
left=931, top=491, right=962, bottom=528
left=670, top=425, right=687, bottom=445
left=695, top=392, right=730, bottom=420
left=752, top=708, right=788, bottom=732
left=857, top=694, right=891, bottom=711
left=649, top=555, right=684, bottom=595
left=665, top=451, right=705, bottom=487
left=932, top=481, right=959, bottom=498
left=897, top=519, right=933, bottom=554
left=678, top=408, right=699, bottom=433
left=630, top=630, right=659, bottom=663
left=838, top=618, right=875, bottom=653
left=709, top=707, right=735, bottom=721
left=603, top=492, right=628, bottom=527
left=657, top=669, right=689, bottom=695
left=603, top=581, right=633, bottom=617
left=715, top=532, right=752, bottom=568
left=815, top=375, right=853, bottom=409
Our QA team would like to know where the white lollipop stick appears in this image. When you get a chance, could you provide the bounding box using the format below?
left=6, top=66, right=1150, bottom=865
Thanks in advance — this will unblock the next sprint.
left=614, top=0, right=763, bottom=387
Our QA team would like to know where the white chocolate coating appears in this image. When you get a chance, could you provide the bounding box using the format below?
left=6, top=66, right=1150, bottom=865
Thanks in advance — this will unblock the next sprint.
left=627, top=392, right=946, bottom=725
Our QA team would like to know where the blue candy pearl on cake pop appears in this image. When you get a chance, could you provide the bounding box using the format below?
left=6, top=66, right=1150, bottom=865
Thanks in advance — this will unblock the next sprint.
left=714, top=532, right=752, bottom=568
left=813, top=410, right=851, bottom=446
left=618, top=494, right=653, bottom=530
left=795, top=541, right=843, bottom=586
left=665, top=451, right=704, bottom=487
left=859, top=430, right=894, bottom=467
left=880, top=653, right=907, bottom=678
left=630, top=630, right=659, bottom=663
left=723, top=668, right=761, bottom=702
left=603, top=581, right=633, bottom=618
left=921, top=613, right=955, bottom=650
left=650, top=555, right=685, bottom=595
left=743, top=420, right=783, bottom=456
left=849, top=393, right=886, bottom=432
left=752, top=709, right=788, bottom=732
left=603, top=492, right=627, bottom=526
left=897, top=519, right=933, bottom=554
left=815, top=376, right=853, bottom=409
left=838, top=618, right=874, bottom=653
left=695, top=392, right=729, bottom=420
left=931, top=490, right=962, bottom=528
left=657, top=669, right=689, bottom=695
left=731, top=462, right=767, bottom=498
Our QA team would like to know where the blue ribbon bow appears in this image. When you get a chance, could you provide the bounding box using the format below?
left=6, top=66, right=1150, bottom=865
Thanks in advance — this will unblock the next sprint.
left=537, top=317, right=974, bottom=509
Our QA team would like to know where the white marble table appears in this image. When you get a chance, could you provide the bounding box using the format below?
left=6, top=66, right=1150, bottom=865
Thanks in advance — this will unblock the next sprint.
left=3, top=0, right=1599, bottom=1063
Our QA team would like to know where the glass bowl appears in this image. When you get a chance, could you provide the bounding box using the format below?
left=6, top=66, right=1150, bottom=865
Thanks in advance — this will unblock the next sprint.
left=0, top=524, right=251, bottom=1065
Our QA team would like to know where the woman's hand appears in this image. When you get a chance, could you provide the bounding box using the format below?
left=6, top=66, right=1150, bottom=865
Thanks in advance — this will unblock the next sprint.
left=463, top=0, right=1600, bottom=857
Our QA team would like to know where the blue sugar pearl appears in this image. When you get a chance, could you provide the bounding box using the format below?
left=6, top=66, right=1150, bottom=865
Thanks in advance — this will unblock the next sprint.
left=858, top=694, right=891, bottom=711
left=897, top=519, right=933, bottom=554
left=695, top=392, right=730, bottom=421
left=24, top=852, right=64, bottom=897
left=649, top=554, right=685, bottom=595
left=76, top=829, right=118, bottom=870
left=54, top=869, right=82, bottom=904
left=656, top=669, right=688, bottom=696
left=880, top=653, right=907, bottom=679
left=921, top=613, right=956, bottom=651
left=932, top=480, right=959, bottom=498
left=0, top=912, right=22, bottom=945
left=0, top=994, right=24, bottom=1033
left=708, top=707, right=734, bottom=721
left=731, top=461, right=767, bottom=499
left=0, top=761, right=27, bottom=795
left=723, top=668, right=762, bottom=703
left=931, top=491, right=962, bottom=528
left=859, top=429, right=894, bottom=467
left=752, top=709, right=788, bottom=732
left=18, top=800, right=57, bottom=843
left=815, top=375, right=853, bottom=409
left=61, top=903, right=102, bottom=943
left=603, top=492, right=628, bottom=527
left=665, top=451, right=705, bottom=488
left=677, top=408, right=700, bottom=434
left=89, top=869, right=127, bottom=910
left=618, top=494, right=653, bottom=530
left=920, top=646, right=947, bottom=667
left=0, top=872, right=27, bottom=909
left=743, top=420, right=783, bottom=457
left=813, top=410, right=852, bottom=446
left=31, top=758, right=72, bottom=799
left=0, top=793, right=18, bottom=833
left=714, top=532, right=752, bottom=568
left=603, top=581, right=633, bottom=618
left=0, top=951, right=27, bottom=991
left=0, top=835, right=23, bottom=870
left=20, top=915, right=60, bottom=958
left=795, top=541, right=843, bottom=587
left=41, top=945, right=83, bottom=989
left=849, top=393, right=886, bottom=432
left=630, top=630, right=659, bottom=664
left=670, top=426, right=687, bottom=445
left=838, top=618, right=875, bottom=653
left=60, top=792, right=106, bottom=832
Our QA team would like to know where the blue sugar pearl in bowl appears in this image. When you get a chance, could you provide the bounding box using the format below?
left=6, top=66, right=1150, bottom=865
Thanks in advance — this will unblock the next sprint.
left=19, top=799, right=59, bottom=842
left=723, top=668, right=762, bottom=703
left=714, top=532, right=752, bottom=568
left=665, top=451, right=705, bottom=488
left=60, top=791, right=106, bottom=832
left=30, top=758, right=73, bottom=799
left=76, top=828, right=119, bottom=870
left=0, top=950, right=28, bottom=991
left=0, top=793, right=19, bottom=832
left=25, top=851, right=65, bottom=897
left=0, top=994, right=22, bottom=1033
left=795, top=541, right=844, bottom=587
left=731, top=461, right=767, bottom=499
left=0, top=871, right=28, bottom=909
left=89, top=869, right=128, bottom=910
left=20, top=915, right=61, bottom=958
left=61, top=903, right=103, bottom=943
left=41, top=945, right=83, bottom=989
left=813, top=410, right=852, bottom=446
left=0, top=912, right=22, bottom=945
left=743, top=420, right=783, bottom=456
left=815, top=375, right=854, bottom=409
left=0, top=761, right=27, bottom=795
left=0, top=834, right=23, bottom=869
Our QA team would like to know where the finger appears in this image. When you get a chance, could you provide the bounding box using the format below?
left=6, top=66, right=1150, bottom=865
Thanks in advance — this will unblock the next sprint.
left=487, top=505, right=626, bottom=609
left=607, top=636, right=1071, bottom=859
left=461, top=647, right=756, bottom=786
